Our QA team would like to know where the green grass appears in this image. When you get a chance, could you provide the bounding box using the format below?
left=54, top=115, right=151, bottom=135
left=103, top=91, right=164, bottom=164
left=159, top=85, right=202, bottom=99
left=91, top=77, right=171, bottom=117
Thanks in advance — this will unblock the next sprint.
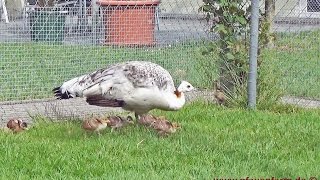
left=0, top=102, right=319, bottom=178
left=0, top=30, right=320, bottom=101
left=262, top=31, right=320, bottom=99
left=0, top=42, right=217, bottom=101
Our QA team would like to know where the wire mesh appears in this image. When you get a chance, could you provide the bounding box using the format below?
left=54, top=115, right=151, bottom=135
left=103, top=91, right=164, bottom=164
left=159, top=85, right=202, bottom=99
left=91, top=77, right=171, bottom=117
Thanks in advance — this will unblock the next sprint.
left=267, top=0, right=320, bottom=107
left=0, top=0, right=214, bottom=123
left=0, top=0, right=320, bottom=125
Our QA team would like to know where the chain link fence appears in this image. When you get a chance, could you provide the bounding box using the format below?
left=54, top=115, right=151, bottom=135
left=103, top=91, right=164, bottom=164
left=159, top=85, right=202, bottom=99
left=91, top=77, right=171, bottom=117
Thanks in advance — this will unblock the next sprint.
left=0, top=0, right=319, bottom=125
left=267, top=0, right=320, bottom=107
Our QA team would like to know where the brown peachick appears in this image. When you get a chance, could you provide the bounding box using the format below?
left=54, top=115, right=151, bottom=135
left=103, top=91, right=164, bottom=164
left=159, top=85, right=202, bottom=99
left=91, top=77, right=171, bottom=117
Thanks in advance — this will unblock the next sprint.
left=82, top=117, right=110, bottom=133
left=107, top=115, right=134, bottom=132
left=7, top=118, right=28, bottom=133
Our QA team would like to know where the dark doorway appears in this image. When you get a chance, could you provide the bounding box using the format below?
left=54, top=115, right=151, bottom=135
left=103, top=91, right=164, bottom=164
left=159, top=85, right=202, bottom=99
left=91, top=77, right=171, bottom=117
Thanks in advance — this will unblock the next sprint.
left=307, top=0, right=320, bottom=12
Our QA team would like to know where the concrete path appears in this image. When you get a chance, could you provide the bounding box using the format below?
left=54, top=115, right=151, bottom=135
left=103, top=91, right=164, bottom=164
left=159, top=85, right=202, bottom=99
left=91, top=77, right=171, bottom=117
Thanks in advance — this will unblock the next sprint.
left=280, top=96, right=320, bottom=109
left=0, top=90, right=216, bottom=127
left=1, top=91, right=320, bottom=128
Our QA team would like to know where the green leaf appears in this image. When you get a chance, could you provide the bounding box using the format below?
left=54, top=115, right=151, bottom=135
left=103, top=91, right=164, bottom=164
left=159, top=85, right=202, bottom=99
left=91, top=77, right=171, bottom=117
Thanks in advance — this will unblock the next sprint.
left=216, top=24, right=227, bottom=34
left=237, top=16, right=247, bottom=25
left=200, top=4, right=211, bottom=12
left=226, top=53, right=235, bottom=60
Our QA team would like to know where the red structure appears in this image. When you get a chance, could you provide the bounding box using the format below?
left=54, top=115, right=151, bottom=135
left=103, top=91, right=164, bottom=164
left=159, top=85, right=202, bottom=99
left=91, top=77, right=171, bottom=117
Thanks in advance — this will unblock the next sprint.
left=97, top=0, right=161, bottom=46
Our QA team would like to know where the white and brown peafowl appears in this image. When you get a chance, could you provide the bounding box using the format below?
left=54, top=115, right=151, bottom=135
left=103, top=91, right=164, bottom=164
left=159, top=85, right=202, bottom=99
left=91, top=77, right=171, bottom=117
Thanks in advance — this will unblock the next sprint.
left=53, top=61, right=194, bottom=120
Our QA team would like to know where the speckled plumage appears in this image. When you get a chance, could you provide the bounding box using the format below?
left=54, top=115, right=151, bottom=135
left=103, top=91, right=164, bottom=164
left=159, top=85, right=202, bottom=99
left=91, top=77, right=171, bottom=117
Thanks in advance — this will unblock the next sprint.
left=121, top=61, right=175, bottom=91
left=55, top=61, right=175, bottom=98
left=53, top=61, right=194, bottom=116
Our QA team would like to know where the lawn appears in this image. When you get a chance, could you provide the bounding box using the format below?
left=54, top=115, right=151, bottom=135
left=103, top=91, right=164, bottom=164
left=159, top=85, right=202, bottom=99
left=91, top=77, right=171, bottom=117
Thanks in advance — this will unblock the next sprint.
left=262, top=30, right=320, bottom=99
left=0, top=102, right=319, bottom=178
left=0, top=42, right=218, bottom=101
left=0, top=30, right=319, bottom=102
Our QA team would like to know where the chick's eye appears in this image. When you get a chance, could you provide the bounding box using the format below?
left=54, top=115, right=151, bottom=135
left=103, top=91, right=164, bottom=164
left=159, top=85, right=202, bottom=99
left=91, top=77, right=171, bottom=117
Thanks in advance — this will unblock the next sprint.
left=187, top=85, right=191, bottom=88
